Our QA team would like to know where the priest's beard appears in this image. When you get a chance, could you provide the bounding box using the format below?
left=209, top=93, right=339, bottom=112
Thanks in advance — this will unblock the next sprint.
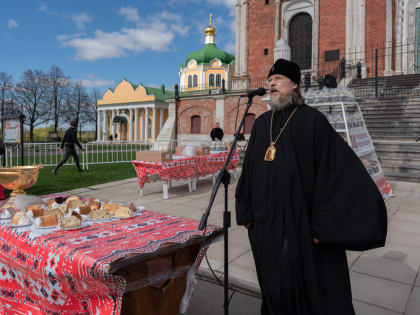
left=268, top=92, right=292, bottom=111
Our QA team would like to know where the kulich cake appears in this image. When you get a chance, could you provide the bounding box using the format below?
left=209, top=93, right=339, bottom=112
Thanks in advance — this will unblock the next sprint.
left=65, top=195, right=81, bottom=205
left=30, top=208, right=44, bottom=218
left=40, top=213, right=58, bottom=227
left=44, top=209, right=63, bottom=220
left=103, top=203, right=118, bottom=215
left=89, top=201, right=101, bottom=210
left=26, top=204, right=44, bottom=212
left=114, top=206, right=132, bottom=218
left=79, top=205, right=91, bottom=215
left=90, top=209, right=109, bottom=221
left=67, top=199, right=86, bottom=210
left=60, top=215, right=81, bottom=228
left=46, top=199, right=55, bottom=209
left=12, top=212, right=26, bottom=225
left=71, top=211, right=82, bottom=222
left=129, top=203, right=136, bottom=212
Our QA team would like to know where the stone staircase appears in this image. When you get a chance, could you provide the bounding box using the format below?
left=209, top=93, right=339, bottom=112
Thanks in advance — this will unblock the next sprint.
left=356, top=94, right=420, bottom=182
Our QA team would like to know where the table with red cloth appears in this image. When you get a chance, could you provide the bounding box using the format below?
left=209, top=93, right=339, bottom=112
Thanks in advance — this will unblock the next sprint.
left=196, top=150, right=241, bottom=177
left=132, top=150, right=241, bottom=199
left=0, top=194, right=222, bottom=315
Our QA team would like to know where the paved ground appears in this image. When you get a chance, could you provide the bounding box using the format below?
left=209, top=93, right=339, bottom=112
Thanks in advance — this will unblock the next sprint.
left=63, top=173, right=420, bottom=314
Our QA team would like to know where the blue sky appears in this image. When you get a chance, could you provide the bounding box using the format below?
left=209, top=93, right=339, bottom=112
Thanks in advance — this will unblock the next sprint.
left=0, top=0, right=236, bottom=94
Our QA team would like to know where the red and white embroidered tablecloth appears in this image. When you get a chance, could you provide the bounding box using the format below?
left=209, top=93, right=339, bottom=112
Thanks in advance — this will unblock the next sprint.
left=132, top=156, right=201, bottom=188
left=0, top=194, right=220, bottom=314
left=132, top=151, right=241, bottom=188
left=196, top=150, right=241, bottom=177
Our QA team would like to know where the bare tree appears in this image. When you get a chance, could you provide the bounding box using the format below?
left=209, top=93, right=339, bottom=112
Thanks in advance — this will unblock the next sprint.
left=86, top=88, right=100, bottom=137
left=64, top=80, right=89, bottom=139
left=15, top=70, right=50, bottom=141
left=0, top=72, right=15, bottom=138
left=47, top=66, right=70, bottom=134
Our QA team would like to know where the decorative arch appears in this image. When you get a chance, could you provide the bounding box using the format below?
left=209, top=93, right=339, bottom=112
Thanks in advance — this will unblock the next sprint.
left=210, top=58, right=222, bottom=67
left=188, top=59, right=197, bottom=69
left=282, top=0, right=316, bottom=71
left=288, top=13, right=313, bottom=70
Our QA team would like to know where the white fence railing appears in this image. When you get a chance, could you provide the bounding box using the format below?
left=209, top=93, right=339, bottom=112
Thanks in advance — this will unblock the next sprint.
left=2, top=139, right=243, bottom=169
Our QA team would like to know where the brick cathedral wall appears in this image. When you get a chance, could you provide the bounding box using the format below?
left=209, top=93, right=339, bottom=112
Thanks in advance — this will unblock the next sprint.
left=365, top=0, right=387, bottom=76
left=318, top=0, right=347, bottom=75
left=177, top=97, right=216, bottom=135
left=248, top=0, right=277, bottom=86
left=177, top=95, right=269, bottom=136
left=223, top=95, right=268, bottom=135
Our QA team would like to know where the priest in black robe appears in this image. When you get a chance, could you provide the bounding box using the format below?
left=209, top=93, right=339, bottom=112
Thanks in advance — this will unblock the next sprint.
left=235, top=59, right=387, bottom=315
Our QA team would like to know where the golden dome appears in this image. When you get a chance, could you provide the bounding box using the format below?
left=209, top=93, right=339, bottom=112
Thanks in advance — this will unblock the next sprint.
left=205, top=13, right=216, bottom=36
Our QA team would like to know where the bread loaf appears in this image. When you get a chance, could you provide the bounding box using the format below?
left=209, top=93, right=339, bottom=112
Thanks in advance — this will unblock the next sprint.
left=60, top=215, right=81, bottom=228
left=40, top=213, right=58, bottom=227
left=114, top=206, right=131, bottom=218
left=90, top=209, right=109, bottom=221
left=12, top=212, right=25, bottom=225
left=67, top=199, right=86, bottom=210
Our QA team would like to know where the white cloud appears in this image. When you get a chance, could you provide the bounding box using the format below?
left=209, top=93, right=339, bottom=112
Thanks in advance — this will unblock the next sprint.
left=60, top=27, right=174, bottom=61
left=37, top=4, right=47, bottom=12
left=71, top=13, right=93, bottom=30
left=60, top=9, right=189, bottom=61
left=7, top=19, right=18, bottom=29
left=119, top=6, right=140, bottom=24
left=78, top=78, right=115, bottom=88
left=56, top=32, right=85, bottom=42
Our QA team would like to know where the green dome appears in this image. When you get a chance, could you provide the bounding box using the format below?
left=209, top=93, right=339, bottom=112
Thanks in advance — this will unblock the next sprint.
left=185, top=44, right=235, bottom=67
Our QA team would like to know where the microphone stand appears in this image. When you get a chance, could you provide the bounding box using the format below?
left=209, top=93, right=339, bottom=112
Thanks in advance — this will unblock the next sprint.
left=199, top=94, right=256, bottom=315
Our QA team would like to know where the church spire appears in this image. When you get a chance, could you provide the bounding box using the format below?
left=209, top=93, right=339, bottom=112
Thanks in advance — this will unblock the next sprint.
left=205, top=13, right=216, bottom=44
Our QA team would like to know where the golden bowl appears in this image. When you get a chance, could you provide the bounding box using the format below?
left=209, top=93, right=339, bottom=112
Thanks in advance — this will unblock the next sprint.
left=0, top=165, right=43, bottom=197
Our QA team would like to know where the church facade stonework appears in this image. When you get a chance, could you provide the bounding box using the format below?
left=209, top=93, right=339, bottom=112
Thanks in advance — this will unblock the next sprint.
left=233, top=0, right=419, bottom=89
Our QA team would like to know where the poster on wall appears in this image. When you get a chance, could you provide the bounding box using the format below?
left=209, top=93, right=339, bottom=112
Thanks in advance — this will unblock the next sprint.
left=3, top=119, right=21, bottom=144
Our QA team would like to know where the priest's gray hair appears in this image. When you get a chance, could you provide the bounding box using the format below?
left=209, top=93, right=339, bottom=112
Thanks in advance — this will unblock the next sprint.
left=291, top=87, right=305, bottom=107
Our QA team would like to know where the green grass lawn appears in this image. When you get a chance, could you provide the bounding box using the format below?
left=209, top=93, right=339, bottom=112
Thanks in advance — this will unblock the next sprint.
left=3, top=163, right=137, bottom=199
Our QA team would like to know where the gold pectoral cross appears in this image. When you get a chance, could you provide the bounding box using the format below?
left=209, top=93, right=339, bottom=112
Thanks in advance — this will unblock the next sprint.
left=264, top=142, right=276, bottom=161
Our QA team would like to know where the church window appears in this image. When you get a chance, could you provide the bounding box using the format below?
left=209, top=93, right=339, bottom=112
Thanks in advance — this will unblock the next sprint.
left=191, top=115, right=201, bottom=134
left=209, top=74, right=215, bottom=87
left=188, top=75, right=192, bottom=88
left=264, top=48, right=268, bottom=56
left=289, top=13, right=312, bottom=70
left=193, top=74, right=198, bottom=87
left=216, top=74, right=222, bottom=87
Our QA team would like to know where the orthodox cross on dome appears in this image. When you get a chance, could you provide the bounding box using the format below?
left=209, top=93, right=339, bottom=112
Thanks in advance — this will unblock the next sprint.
left=205, top=12, right=216, bottom=44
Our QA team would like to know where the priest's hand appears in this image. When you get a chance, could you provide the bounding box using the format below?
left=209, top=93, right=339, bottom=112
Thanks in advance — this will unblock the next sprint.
left=313, top=238, right=320, bottom=244
left=244, top=221, right=252, bottom=229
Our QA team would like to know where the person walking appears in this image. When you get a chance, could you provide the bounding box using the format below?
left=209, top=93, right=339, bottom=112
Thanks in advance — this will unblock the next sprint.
left=52, top=120, right=84, bottom=175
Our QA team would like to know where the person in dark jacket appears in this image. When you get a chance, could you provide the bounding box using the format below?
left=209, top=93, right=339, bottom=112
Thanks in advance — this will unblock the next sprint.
left=52, top=120, right=84, bottom=175
left=210, top=122, right=224, bottom=141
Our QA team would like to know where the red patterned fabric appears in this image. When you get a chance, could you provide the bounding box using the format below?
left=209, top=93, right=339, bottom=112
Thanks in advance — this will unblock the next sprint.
left=132, top=150, right=240, bottom=188
left=132, top=156, right=201, bottom=188
left=196, top=150, right=241, bottom=177
left=0, top=195, right=219, bottom=314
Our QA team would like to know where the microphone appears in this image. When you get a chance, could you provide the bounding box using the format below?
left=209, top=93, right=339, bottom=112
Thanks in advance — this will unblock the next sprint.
left=243, top=87, right=266, bottom=98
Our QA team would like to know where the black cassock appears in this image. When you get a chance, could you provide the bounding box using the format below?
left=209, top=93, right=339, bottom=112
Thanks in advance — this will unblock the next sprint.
left=235, top=104, right=387, bottom=315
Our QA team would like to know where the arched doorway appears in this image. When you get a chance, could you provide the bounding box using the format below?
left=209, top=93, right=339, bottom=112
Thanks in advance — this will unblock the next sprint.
left=243, top=113, right=256, bottom=134
left=289, top=13, right=312, bottom=70
left=191, top=115, right=201, bottom=134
